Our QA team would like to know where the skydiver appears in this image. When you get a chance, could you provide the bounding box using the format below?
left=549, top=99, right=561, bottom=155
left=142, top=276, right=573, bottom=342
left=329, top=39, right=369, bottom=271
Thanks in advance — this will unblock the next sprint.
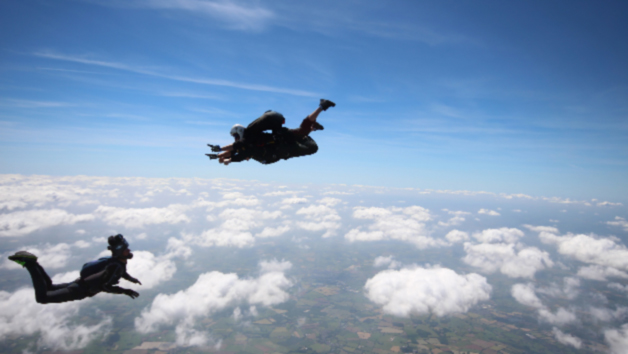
left=207, top=98, right=335, bottom=165
left=7, top=234, right=141, bottom=304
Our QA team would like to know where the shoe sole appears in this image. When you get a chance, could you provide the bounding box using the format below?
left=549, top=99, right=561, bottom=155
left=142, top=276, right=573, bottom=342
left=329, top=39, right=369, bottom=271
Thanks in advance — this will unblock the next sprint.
left=8, top=253, right=37, bottom=264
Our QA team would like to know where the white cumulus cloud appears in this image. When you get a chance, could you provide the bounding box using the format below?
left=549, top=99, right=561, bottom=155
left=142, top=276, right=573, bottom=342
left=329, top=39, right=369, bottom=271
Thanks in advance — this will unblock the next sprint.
left=256, top=225, right=290, bottom=238
left=609, top=283, right=628, bottom=293
left=463, top=243, right=553, bottom=278
left=364, top=266, right=491, bottom=317
left=95, top=204, right=191, bottom=228
left=606, top=324, right=628, bottom=354
left=539, top=307, right=578, bottom=326
left=135, top=260, right=293, bottom=346
left=478, top=208, right=500, bottom=216
left=296, top=204, right=341, bottom=238
left=184, top=208, right=282, bottom=248
left=345, top=206, right=445, bottom=249
left=523, top=225, right=560, bottom=234
left=589, top=306, right=628, bottom=323
left=373, top=256, right=401, bottom=269
left=0, top=209, right=94, bottom=237
left=165, top=237, right=193, bottom=260
left=317, top=197, right=342, bottom=206
left=539, top=230, right=628, bottom=272
left=445, top=230, right=469, bottom=243
left=281, top=197, right=308, bottom=206
left=511, top=283, right=577, bottom=326
left=552, top=327, right=582, bottom=349
left=535, top=277, right=580, bottom=300
left=511, top=283, right=544, bottom=309
left=126, top=251, right=178, bottom=290
left=472, top=228, right=524, bottom=244
left=0, top=288, right=111, bottom=351
left=577, top=265, right=628, bottom=281
left=608, top=217, right=628, bottom=232
left=0, top=175, right=97, bottom=210
left=2, top=243, right=75, bottom=270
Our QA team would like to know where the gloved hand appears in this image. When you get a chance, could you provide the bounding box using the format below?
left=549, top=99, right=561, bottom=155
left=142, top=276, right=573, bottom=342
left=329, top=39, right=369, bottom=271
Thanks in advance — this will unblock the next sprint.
left=123, top=289, right=140, bottom=299
left=208, top=144, right=221, bottom=152
left=130, top=277, right=142, bottom=285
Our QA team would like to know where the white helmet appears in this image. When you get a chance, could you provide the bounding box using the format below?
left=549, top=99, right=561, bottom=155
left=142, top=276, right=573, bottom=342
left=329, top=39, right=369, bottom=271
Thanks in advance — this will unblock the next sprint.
left=230, top=124, right=245, bottom=140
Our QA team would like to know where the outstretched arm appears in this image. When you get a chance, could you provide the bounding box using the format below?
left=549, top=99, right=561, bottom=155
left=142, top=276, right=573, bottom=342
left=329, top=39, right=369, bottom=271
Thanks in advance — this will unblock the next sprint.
left=217, top=144, right=235, bottom=152
left=215, top=142, right=240, bottom=161
left=102, top=285, right=139, bottom=299
left=100, top=264, right=140, bottom=299
left=122, top=272, right=141, bottom=285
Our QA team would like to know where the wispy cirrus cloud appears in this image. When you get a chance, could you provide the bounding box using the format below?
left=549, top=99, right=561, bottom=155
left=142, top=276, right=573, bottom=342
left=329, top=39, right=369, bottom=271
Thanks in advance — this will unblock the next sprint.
left=140, top=0, right=274, bottom=31
left=33, top=52, right=318, bottom=97
left=0, top=98, right=75, bottom=108
left=270, top=2, right=477, bottom=46
left=89, top=0, right=274, bottom=31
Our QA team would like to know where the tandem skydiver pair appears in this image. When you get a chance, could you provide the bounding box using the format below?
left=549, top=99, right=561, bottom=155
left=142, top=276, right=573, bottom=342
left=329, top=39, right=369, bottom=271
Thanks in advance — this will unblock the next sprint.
left=206, top=98, right=336, bottom=165
left=8, top=234, right=140, bottom=304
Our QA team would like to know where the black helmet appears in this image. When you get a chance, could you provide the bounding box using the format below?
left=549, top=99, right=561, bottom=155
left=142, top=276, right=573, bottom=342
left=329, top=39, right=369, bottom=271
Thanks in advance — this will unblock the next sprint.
left=107, top=234, right=132, bottom=258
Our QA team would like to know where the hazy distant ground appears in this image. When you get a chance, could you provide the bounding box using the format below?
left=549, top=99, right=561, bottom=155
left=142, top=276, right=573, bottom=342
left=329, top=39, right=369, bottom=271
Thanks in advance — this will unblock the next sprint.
left=1, top=174, right=628, bottom=353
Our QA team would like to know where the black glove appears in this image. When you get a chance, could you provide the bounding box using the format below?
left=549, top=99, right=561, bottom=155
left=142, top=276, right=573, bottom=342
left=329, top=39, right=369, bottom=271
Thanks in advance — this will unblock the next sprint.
left=205, top=153, right=219, bottom=160
left=207, top=144, right=221, bottom=152
left=123, top=289, right=140, bottom=299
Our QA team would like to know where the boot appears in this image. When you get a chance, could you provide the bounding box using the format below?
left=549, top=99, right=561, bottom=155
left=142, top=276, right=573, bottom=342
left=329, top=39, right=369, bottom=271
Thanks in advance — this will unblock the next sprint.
left=8, top=251, right=38, bottom=267
left=312, top=122, right=325, bottom=131
left=319, top=99, right=336, bottom=111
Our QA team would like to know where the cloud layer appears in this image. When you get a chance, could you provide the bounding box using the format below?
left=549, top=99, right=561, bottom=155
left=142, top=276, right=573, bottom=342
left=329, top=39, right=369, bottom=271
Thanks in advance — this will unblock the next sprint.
left=0, top=174, right=627, bottom=351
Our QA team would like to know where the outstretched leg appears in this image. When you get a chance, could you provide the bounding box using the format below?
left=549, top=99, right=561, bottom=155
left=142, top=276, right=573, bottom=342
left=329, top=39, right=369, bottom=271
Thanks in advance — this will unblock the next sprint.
left=24, top=263, right=52, bottom=303
left=290, top=99, right=335, bottom=138
left=24, top=264, right=86, bottom=303
left=306, top=106, right=324, bottom=123
left=9, top=251, right=86, bottom=304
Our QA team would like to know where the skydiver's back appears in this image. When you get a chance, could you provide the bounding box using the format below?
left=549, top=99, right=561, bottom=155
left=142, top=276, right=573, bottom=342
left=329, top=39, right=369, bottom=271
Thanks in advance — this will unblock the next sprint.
left=244, top=111, right=286, bottom=142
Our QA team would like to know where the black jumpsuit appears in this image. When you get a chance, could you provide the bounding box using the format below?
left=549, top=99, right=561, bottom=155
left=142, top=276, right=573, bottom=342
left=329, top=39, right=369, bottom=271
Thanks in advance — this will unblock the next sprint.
left=25, top=259, right=137, bottom=304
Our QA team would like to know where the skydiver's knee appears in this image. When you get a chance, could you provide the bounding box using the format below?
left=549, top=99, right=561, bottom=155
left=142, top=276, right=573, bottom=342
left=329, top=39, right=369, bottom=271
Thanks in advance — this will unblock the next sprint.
left=306, top=139, right=318, bottom=154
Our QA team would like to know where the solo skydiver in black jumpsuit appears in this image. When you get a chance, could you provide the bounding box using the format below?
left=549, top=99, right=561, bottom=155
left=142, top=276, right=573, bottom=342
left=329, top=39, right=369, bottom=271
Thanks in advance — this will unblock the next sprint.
left=8, top=234, right=141, bottom=304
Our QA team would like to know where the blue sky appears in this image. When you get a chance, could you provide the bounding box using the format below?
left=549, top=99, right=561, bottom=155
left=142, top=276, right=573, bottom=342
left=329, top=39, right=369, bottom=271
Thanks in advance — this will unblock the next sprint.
left=1, top=0, right=627, bottom=201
